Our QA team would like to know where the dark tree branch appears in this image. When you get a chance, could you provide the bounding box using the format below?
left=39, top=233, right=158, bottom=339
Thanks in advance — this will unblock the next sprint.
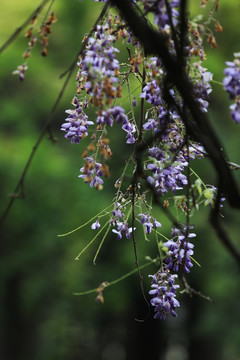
left=109, top=0, right=240, bottom=210
left=169, top=90, right=240, bottom=264
left=182, top=276, right=213, bottom=302
left=164, top=0, right=180, bottom=60
left=210, top=184, right=240, bottom=264
left=179, top=0, right=188, bottom=66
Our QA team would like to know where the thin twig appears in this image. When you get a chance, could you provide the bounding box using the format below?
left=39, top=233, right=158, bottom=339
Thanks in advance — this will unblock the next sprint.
left=131, top=175, right=150, bottom=321
left=0, top=68, right=73, bottom=226
left=41, top=0, right=55, bottom=26
left=0, top=0, right=51, bottom=55
left=210, top=183, right=240, bottom=264
left=182, top=276, right=213, bottom=302
left=138, top=52, right=146, bottom=143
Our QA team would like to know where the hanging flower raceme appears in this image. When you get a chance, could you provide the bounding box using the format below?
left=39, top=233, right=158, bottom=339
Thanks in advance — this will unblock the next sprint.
left=192, top=64, right=213, bottom=113
left=79, top=156, right=107, bottom=190
left=96, top=106, right=136, bottom=144
left=77, top=24, right=121, bottom=107
left=149, top=270, right=180, bottom=320
left=138, top=213, right=161, bottom=234
left=61, top=97, right=93, bottom=143
left=163, top=226, right=196, bottom=273
left=223, top=52, right=240, bottom=123
left=112, top=221, right=134, bottom=240
left=110, top=202, right=135, bottom=240
left=146, top=146, right=188, bottom=195
left=140, top=80, right=162, bottom=106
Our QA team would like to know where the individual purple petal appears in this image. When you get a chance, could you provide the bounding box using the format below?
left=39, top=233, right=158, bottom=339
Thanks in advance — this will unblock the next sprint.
left=91, top=220, right=101, bottom=230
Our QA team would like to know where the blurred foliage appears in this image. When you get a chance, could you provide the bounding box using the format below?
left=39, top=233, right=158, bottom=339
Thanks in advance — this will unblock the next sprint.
left=0, top=1, right=240, bottom=359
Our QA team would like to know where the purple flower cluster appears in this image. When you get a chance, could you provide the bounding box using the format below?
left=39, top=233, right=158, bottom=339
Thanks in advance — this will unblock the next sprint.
left=148, top=56, right=162, bottom=74
left=141, top=93, right=185, bottom=149
left=223, top=53, right=240, bottom=99
left=164, top=226, right=196, bottom=273
left=112, top=202, right=123, bottom=220
left=75, top=24, right=136, bottom=143
left=149, top=270, right=180, bottom=320
left=97, top=106, right=136, bottom=144
left=78, top=24, right=120, bottom=100
left=138, top=213, right=161, bottom=234
left=112, top=222, right=134, bottom=240
left=143, top=117, right=159, bottom=131
left=229, top=102, right=240, bottom=123
left=146, top=146, right=188, bottom=195
left=111, top=203, right=134, bottom=240
left=193, top=65, right=212, bottom=113
left=140, top=80, right=162, bottom=106
left=187, top=144, right=205, bottom=161
left=79, top=157, right=104, bottom=189
left=223, top=52, right=240, bottom=123
left=154, top=0, right=180, bottom=31
left=61, top=97, right=93, bottom=143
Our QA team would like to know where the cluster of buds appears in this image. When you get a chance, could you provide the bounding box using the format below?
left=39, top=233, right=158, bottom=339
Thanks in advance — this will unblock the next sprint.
left=97, top=136, right=112, bottom=161
left=95, top=281, right=109, bottom=303
left=81, top=136, right=111, bottom=183
left=78, top=156, right=109, bottom=190
left=12, top=10, right=57, bottom=80
left=129, top=51, right=143, bottom=73
left=39, top=12, right=57, bottom=57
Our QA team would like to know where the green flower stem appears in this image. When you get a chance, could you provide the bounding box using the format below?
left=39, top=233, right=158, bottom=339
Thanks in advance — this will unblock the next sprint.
left=57, top=204, right=113, bottom=237
left=190, top=167, right=207, bottom=190
left=190, top=256, right=201, bottom=267
left=73, top=259, right=157, bottom=296
left=75, top=220, right=110, bottom=260
left=155, top=230, right=170, bottom=242
left=93, top=223, right=111, bottom=264
left=126, top=75, right=140, bottom=136
left=211, top=79, right=223, bottom=86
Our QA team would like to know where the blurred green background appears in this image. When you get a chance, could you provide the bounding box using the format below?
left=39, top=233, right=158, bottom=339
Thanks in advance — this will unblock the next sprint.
left=0, top=1, right=239, bottom=359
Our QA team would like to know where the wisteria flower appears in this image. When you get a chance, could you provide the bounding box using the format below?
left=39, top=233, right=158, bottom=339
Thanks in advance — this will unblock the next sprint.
left=12, top=63, right=28, bottom=81
left=149, top=270, right=180, bottom=320
left=79, top=157, right=105, bottom=190
left=230, top=100, right=240, bottom=123
left=61, top=97, right=93, bottom=143
left=193, top=65, right=213, bottom=113
left=138, top=213, right=161, bottom=234
left=164, top=226, right=196, bottom=273
left=111, top=202, right=123, bottom=224
left=91, top=220, right=101, bottom=230
left=140, top=80, right=162, bottom=106
left=112, top=221, right=134, bottom=240
left=223, top=52, right=240, bottom=123
left=223, top=53, right=240, bottom=99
